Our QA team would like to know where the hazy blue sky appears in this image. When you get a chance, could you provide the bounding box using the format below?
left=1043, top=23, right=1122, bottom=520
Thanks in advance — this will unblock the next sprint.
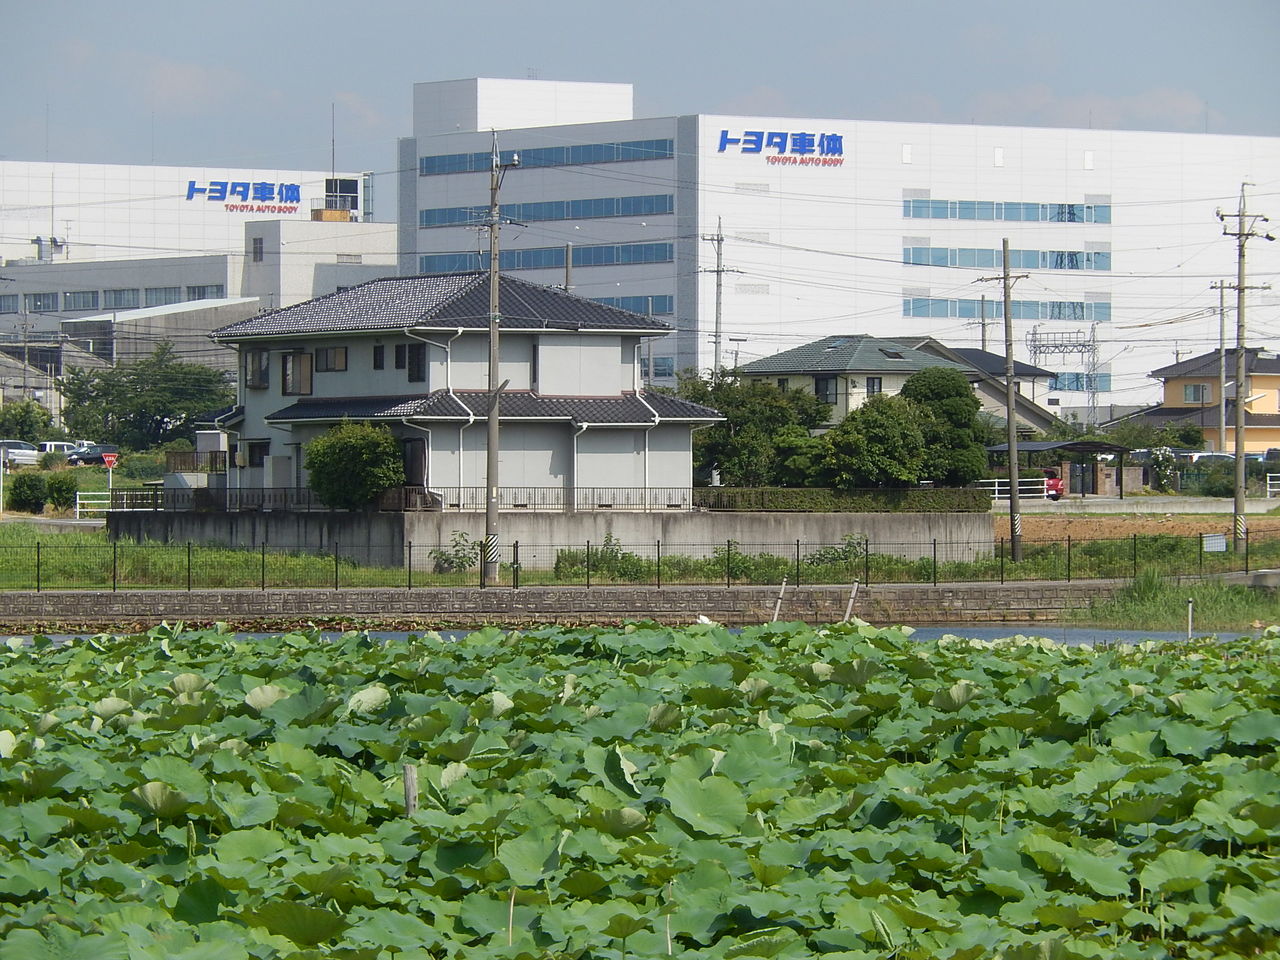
left=3, top=0, right=1277, bottom=185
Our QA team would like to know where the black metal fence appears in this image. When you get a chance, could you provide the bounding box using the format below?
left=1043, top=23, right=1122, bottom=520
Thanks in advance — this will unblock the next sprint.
left=0, top=530, right=1267, bottom=592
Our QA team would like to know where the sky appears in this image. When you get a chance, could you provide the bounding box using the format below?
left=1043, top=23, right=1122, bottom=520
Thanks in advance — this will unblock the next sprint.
left=3, top=0, right=1278, bottom=196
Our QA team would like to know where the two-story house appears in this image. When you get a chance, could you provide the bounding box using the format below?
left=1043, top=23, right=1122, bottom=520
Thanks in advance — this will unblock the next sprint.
left=1108, top=348, right=1280, bottom=453
left=738, top=334, right=1058, bottom=432
left=209, top=273, right=721, bottom=508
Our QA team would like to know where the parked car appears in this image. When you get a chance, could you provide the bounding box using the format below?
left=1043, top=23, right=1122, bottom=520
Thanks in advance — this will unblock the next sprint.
left=38, top=441, right=79, bottom=455
left=66, top=444, right=120, bottom=466
left=0, top=440, right=39, bottom=468
left=1043, top=468, right=1064, bottom=501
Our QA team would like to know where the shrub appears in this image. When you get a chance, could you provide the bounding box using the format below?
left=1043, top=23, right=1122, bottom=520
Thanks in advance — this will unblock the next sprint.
left=45, top=471, right=78, bottom=511
left=6, top=472, right=47, bottom=513
left=304, top=421, right=406, bottom=510
left=429, top=530, right=482, bottom=573
left=120, top=451, right=164, bottom=481
left=38, top=451, right=67, bottom=470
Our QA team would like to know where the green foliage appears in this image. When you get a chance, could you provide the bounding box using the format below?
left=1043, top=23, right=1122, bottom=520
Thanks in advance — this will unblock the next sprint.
left=0, top=622, right=1278, bottom=955
left=303, top=421, right=406, bottom=510
left=900, top=367, right=989, bottom=485
left=1149, top=446, right=1178, bottom=491
left=1102, top=418, right=1205, bottom=453
left=429, top=530, right=482, bottom=573
left=37, top=451, right=66, bottom=470
left=119, top=451, right=165, bottom=481
left=692, top=485, right=991, bottom=512
left=1197, top=463, right=1236, bottom=497
left=57, top=343, right=234, bottom=449
left=824, top=393, right=925, bottom=488
left=673, top=371, right=830, bottom=485
left=44, top=471, right=78, bottom=511
left=0, top=399, right=53, bottom=443
left=4, top=472, right=46, bottom=513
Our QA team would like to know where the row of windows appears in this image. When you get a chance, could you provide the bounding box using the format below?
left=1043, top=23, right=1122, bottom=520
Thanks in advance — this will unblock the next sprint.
left=903, top=247, right=1112, bottom=271
left=419, top=139, right=675, bottom=176
left=246, top=341, right=432, bottom=395
left=419, top=242, right=674, bottom=275
left=419, top=193, right=674, bottom=228
left=589, top=295, right=674, bottom=315
left=1049, top=372, right=1112, bottom=392
left=0, top=286, right=226, bottom=315
left=639, top=356, right=675, bottom=378
left=903, top=200, right=1111, bottom=223
left=903, top=297, right=1112, bottom=322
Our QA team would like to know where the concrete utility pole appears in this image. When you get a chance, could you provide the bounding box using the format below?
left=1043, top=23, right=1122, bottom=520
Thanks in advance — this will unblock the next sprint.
left=483, top=135, right=519, bottom=586
left=1217, top=184, right=1274, bottom=552
left=979, top=295, right=988, bottom=353
left=1210, top=280, right=1228, bottom=452
left=703, top=217, right=725, bottom=372
left=977, top=239, right=1030, bottom=561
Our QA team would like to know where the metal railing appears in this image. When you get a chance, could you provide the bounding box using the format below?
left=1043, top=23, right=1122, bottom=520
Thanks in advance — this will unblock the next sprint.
left=75, top=490, right=166, bottom=519
left=1269, top=474, right=1280, bottom=498
left=430, top=486, right=694, bottom=512
left=2, top=529, right=1267, bottom=592
left=166, top=451, right=228, bottom=473
left=975, top=477, right=1050, bottom=500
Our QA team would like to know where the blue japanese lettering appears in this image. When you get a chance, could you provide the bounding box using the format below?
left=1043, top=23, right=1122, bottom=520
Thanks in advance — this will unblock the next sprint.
left=278, top=183, right=301, bottom=203
left=765, top=132, right=788, bottom=154
left=717, top=130, right=741, bottom=152
left=790, top=132, right=816, bottom=155
left=741, top=131, right=764, bottom=154
left=818, top=133, right=844, bottom=156
left=252, top=182, right=276, bottom=202
left=185, top=181, right=206, bottom=200
left=228, top=181, right=250, bottom=201
left=207, top=181, right=228, bottom=201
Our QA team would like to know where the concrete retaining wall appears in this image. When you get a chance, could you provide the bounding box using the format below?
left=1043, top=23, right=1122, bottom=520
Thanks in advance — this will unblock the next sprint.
left=0, top=579, right=1124, bottom=631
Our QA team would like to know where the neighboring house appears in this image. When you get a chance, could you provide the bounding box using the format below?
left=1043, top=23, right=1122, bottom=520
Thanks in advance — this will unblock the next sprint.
left=208, top=273, right=721, bottom=508
left=1106, top=348, right=1280, bottom=453
left=890, top=337, right=1062, bottom=433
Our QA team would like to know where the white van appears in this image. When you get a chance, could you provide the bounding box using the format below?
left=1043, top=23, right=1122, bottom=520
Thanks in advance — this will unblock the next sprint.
left=39, top=441, right=79, bottom=455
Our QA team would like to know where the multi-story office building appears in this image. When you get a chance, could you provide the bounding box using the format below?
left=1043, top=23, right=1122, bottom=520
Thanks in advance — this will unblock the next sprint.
left=398, top=78, right=1280, bottom=423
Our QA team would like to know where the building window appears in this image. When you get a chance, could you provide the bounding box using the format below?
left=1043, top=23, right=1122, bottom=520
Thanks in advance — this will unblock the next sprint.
left=814, top=375, right=836, bottom=405
left=902, top=198, right=1111, bottom=223
left=1184, top=383, right=1210, bottom=404
left=247, top=440, right=270, bottom=468
left=0, top=295, right=17, bottom=314
left=103, top=288, right=140, bottom=309
left=777, top=378, right=789, bottom=391
left=419, top=241, right=675, bottom=275
left=866, top=377, right=883, bottom=396
left=315, top=346, right=348, bottom=372
left=251, top=237, right=264, bottom=262
left=589, top=295, right=674, bottom=315
left=62, top=291, right=99, bottom=311
left=902, top=296, right=1111, bottom=323
left=373, top=345, right=384, bottom=370
left=640, top=356, right=675, bottom=379
left=282, top=352, right=313, bottom=395
left=419, top=194, right=674, bottom=229
left=244, top=348, right=269, bottom=389
left=419, top=139, right=674, bottom=176
left=186, top=284, right=225, bottom=300
left=145, top=287, right=183, bottom=307
left=407, top=343, right=426, bottom=383
left=394, top=344, right=407, bottom=369
left=336, top=253, right=362, bottom=264
left=1050, top=372, right=1113, bottom=392
left=24, top=293, right=58, bottom=313
left=902, top=246, right=1111, bottom=271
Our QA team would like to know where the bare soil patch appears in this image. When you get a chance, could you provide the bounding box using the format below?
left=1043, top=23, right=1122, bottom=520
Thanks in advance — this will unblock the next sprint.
left=995, top=510, right=1280, bottom=541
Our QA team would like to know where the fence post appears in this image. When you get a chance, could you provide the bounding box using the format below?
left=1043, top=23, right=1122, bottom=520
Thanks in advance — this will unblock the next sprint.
left=1246, top=529, right=1250, bottom=574
left=261, top=542, right=266, bottom=591
left=585, top=541, right=591, bottom=589
left=512, top=541, right=520, bottom=590
left=863, top=538, right=870, bottom=587
left=187, top=541, right=192, bottom=592
left=1066, top=536, right=1072, bottom=583
left=795, top=540, right=801, bottom=588
left=932, top=538, right=938, bottom=586
left=35, top=542, right=40, bottom=593
left=656, top=540, right=662, bottom=589
left=726, top=539, right=732, bottom=588
left=1132, top=533, right=1138, bottom=580
left=1000, top=537, right=1005, bottom=585
left=334, top=542, right=340, bottom=591
left=1198, top=533, right=1203, bottom=576
left=407, top=541, right=413, bottom=590
left=112, top=542, right=118, bottom=592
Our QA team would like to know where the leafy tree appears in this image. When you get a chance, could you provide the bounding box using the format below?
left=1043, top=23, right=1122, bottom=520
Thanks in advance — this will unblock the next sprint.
left=823, top=394, right=925, bottom=488
left=899, top=367, right=989, bottom=485
left=304, top=421, right=406, bottom=510
left=5, top=473, right=47, bottom=513
left=673, top=372, right=829, bottom=485
left=45, top=472, right=78, bottom=511
left=0, top=399, right=53, bottom=442
left=57, top=343, right=234, bottom=450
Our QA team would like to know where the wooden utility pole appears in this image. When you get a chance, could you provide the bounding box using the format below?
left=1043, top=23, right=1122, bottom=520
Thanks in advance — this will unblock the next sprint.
left=1218, top=184, right=1274, bottom=552
left=484, top=136, right=519, bottom=585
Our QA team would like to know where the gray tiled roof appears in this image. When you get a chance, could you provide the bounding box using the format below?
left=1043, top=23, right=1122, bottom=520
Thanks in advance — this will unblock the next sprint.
left=1151, top=348, right=1280, bottom=380
left=740, top=335, right=973, bottom=376
left=211, top=273, right=672, bottom=340
left=1109, top=399, right=1280, bottom=428
left=265, top=390, right=722, bottom=426
left=947, top=347, right=1056, bottom=380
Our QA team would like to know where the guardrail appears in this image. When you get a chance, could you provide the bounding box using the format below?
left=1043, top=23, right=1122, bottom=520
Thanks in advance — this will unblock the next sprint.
left=975, top=477, right=1050, bottom=501
left=1269, top=474, right=1280, bottom=498
left=75, top=490, right=161, bottom=519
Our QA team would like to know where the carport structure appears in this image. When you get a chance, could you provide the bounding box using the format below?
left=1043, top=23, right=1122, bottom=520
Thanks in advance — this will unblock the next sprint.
left=986, top=439, right=1132, bottom=498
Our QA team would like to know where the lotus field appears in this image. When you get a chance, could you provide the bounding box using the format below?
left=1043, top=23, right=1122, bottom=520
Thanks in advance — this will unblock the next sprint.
left=2, top=622, right=1279, bottom=958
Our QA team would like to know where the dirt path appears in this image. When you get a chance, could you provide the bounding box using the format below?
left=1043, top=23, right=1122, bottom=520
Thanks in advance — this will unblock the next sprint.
left=995, top=511, right=1280, bottom=540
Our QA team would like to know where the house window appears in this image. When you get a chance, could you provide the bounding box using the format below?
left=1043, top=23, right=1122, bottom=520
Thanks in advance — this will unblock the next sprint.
left=1184, top=383, right=1210, bottom=404
left=282, top=352, right=312, bottom=395
left=315, top=346, right=347, bottom=372
left=407, top=343, right=426, bottom=383
left=777, top=378, right=789, bottom=391
left=814, top=375, right=836, bottom=405
left=103, top=288, right=140, bottom=309
left=244, top=348, right=270, bottom=388
left=63, top=291, right=99, bottom=311
left=247, top=440, right=270, bottom=468
left=145, top=286, right=183, bottom=307
left=373, top=345, right=384, bottom=370
left=394, top=344, right=407, bottom=369
left=866, top=377, right=883, bottom=396
left=251, top=237, right=264, bottom=262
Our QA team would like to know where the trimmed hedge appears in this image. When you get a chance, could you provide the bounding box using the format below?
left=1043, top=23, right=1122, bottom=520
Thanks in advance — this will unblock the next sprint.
left=692, top=485, right=991, bottom=513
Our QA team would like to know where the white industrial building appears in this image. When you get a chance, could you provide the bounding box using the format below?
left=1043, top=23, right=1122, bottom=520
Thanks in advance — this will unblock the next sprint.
left=398, top=78, right=1280, bottom=422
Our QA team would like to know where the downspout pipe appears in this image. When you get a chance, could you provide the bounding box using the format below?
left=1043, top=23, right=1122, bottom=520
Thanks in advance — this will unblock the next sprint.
left=636, top=390, right=662, bottom=491
left=406, top=327, right=463, bottom=394
left=572, top=422, right=590, bottom=512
